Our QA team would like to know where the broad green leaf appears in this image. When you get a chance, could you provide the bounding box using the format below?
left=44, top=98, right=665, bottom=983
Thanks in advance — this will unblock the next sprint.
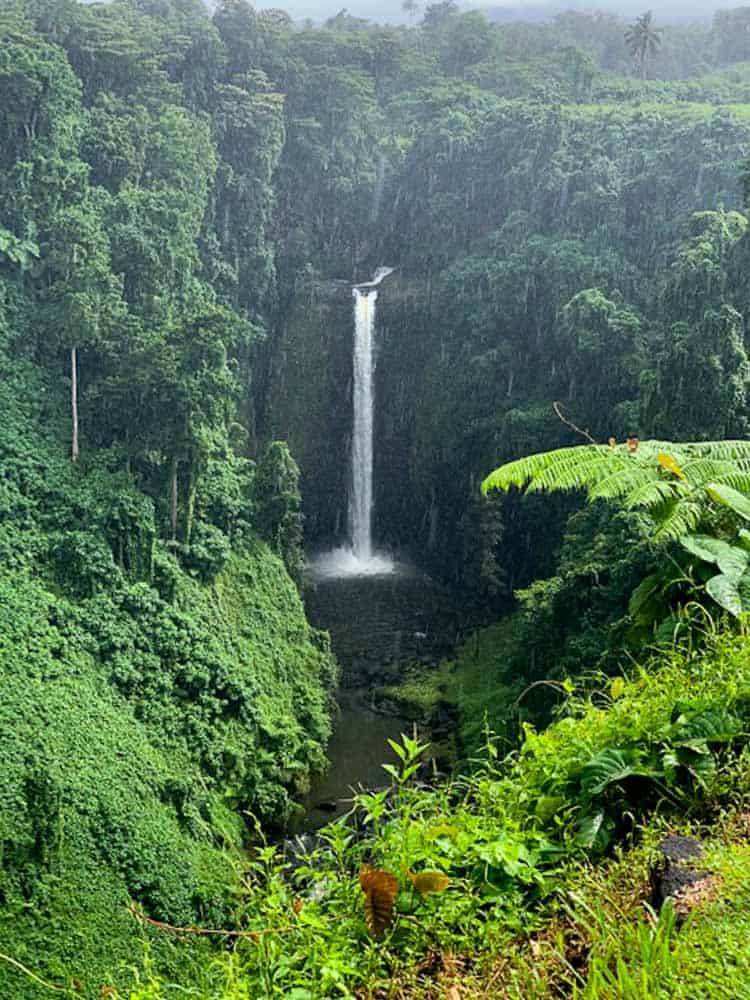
left=674, top=707, right=742, bottom=743
left=707, top=482, right=750, bottom=523
left=705, top=573, right=742, bottom=617
left=654, top=613, right=682, bottom=645
left=577, top=809, right=615, bottom=852
left=534, top=794, right=566, bottom=823
left=478, top=836, right=533, bottom=878
left=628, top=573, right=662, bottom=618
left=738, top=572, right=750, bottom=612
left=680, top=534, right=749, bottom=580
left=579, top=747, right=645, bottom=796
left=715, top=546, right=749, bottom=579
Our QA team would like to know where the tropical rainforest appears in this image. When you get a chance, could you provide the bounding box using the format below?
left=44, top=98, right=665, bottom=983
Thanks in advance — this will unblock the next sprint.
left=3, top=0, right=750, bottom=997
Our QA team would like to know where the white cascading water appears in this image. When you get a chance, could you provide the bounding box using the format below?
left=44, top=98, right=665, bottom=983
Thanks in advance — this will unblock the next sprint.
left=350, top=287, right=376, bottom=561
left=310, top=268, right=396, bottom=579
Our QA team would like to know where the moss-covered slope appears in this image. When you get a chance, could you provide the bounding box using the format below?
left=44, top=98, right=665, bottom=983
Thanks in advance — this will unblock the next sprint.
left=0, top=342, right=336, bottom=998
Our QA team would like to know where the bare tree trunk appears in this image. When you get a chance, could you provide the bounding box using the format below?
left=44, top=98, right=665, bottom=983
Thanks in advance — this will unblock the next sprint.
left=185, top=460, right=197, bottom=546
left=71, top=346, right=80, bottom=463
left=170, top=458, right=178, bottom=541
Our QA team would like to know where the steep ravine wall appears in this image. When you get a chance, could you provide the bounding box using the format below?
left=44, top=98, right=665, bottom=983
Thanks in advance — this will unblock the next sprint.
left=260, top=275, right=437, bottom=565
left=260, top=281, right=354, bottom=548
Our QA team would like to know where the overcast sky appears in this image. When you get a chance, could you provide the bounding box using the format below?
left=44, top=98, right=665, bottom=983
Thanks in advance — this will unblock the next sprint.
left=253, top=0, right=729, bottom=27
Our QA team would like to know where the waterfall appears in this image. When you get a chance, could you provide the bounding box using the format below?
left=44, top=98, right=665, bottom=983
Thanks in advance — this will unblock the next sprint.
left=309, top=268, right=396, bottom=579
left=350, top=288, right=376, bottom=560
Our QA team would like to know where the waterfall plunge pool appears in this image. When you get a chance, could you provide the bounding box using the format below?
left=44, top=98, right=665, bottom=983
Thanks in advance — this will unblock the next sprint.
left=307, top=546, right=400, bottom=580
left=294, top=567, right=460, bottom=830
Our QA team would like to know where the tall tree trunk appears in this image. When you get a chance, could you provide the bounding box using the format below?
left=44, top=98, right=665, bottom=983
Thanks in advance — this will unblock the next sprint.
left=185, top=460, right=197, bottom=546
left=170, top=458, right=178, bottom=541
left=71, top=346, right=79, bottom=463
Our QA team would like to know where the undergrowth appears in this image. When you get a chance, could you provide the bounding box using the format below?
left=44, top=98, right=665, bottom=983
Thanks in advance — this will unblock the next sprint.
left=112, top=631, right=750, bottom=999
left=0, top=335, right=337, bottom=999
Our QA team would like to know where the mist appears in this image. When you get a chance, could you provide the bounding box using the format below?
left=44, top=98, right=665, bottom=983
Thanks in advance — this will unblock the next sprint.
left=253, top=0, right=731, bottom=26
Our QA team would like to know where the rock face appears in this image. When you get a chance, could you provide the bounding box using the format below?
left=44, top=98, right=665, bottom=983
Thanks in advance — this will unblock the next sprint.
left=260, top=281, right=354, bottom=548
left=657, top=835, right=704, bottom=864
left=303, top=569, right=458, bottom=686
left=652, top=835, right=712, bottom=913
left=260, top=276, right=437, bottom=565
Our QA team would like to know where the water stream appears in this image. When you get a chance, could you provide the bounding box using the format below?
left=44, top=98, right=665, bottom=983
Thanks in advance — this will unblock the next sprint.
left=350, top=287, right=375, bottom=561
left=298, top=268, right=456, bottom=830
left=298, top=569, right=459, bottom=829
left=309, top=267, right=395, bottom=580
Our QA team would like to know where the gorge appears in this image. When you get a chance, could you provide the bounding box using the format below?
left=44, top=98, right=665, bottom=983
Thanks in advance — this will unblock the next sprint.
left=4, top=0, right=750, bottom=996
left=302, top=267, right=457, bottom=826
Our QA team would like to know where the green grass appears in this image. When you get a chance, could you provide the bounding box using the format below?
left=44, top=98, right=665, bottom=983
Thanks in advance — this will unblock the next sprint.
left=376, top=660, right=455, bottom=717
left=667, top=837, right=750, bottom=1000
left=376, top=619, right=526, bottom=756
left=566, top=832, right=750, bottom=1000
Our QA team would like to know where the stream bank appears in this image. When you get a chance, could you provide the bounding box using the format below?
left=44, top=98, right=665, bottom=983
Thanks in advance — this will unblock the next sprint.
left=295, top=565, right=462, bottom=830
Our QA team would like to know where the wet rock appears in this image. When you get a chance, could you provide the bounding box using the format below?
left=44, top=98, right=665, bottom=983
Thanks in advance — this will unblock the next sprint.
left=657, top=835, right=704, bottom=864
left=429, top=701, right=459, bottom=739
left=656, top=864, right=710, bottom=905
left=652, top=834, right=709, bottom=911
left=315, top=799, right=339, bottom=813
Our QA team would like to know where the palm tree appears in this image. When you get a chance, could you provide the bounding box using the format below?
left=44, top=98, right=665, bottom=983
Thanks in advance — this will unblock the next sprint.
left=402, top=0, right=420, bottom=24
left=624, top=11, right=662, bottom=79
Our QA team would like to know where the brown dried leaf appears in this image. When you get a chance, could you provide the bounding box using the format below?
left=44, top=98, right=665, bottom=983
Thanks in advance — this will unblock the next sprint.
left=359, top=865, right=399, bottom=937
left=409, top=870, right=450, bottom=895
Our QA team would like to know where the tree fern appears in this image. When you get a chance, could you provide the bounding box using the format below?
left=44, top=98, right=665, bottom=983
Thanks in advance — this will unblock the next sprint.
left=650, top=498, right=704, bottom=541
left=619, top=478, right=679, bottom=510
left=482, top=439, right=750, bottom=542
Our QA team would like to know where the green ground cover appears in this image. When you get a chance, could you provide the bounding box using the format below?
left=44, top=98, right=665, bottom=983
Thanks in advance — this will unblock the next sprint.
left=111, top=631, right=750, bottom=999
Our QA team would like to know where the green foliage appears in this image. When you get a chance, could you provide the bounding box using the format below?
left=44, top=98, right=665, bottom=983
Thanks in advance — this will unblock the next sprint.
left=252, top=441, right=305, bottom=587
left=551, top=836, right=750, bottom=999
left=5, top=2, right=750, bottom=994
left=0, top=283, right=336, bottom=999
left=483, top=439, right=750, bottom=647
left=483, top=438, right=750, bottom=542
left=122, top=632, right=750, bottom=998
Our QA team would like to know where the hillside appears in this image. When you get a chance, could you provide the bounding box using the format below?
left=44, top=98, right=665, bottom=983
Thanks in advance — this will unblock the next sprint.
left=3, top=1, right=750, bottom=996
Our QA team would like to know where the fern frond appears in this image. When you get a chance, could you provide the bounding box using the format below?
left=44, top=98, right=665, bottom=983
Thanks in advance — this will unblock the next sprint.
left=679, top=458, right=737, bottom=486
left=620, top=478, right=680, bottom=510
left=692, top=440, right=750, bottom=461
left=587, top=465, right=660, bottom=502
left=525, top=452, right=632, bottom=493
left=481, top=445, right=613, bottom=495
left=482, top=438, right=750, bottom=543
left=651, top=499, right=704, bottom=541
left=716, top=472, right=750, bottom=494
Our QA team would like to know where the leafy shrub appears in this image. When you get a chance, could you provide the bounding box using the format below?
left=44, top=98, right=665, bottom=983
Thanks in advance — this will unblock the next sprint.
left=122, top=633, right=750, bottom=999
left=184, top=520, right=231, bottom=582
left=48, top=528, right=123, bottom=597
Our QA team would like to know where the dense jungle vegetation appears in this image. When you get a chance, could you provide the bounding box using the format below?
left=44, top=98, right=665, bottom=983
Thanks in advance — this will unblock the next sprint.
left=4, top=0, right=750, bottom=996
